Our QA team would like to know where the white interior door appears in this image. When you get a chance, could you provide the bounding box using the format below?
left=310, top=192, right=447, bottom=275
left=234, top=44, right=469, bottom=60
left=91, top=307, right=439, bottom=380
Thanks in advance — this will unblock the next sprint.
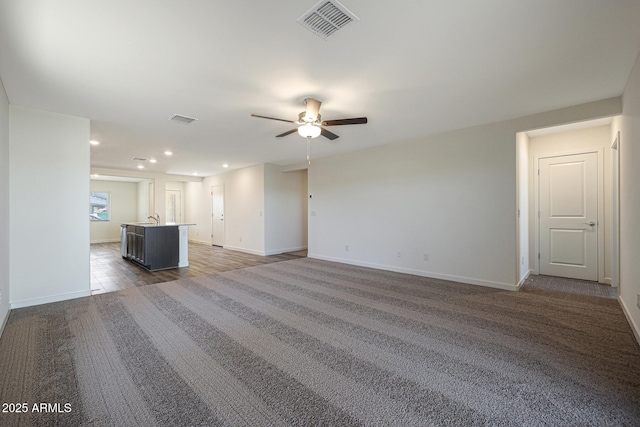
left=539, top=152, right=598, bottom=281
left=211, top=185, right=224, bottom=246
left=166, top=190, right=182, bottom=224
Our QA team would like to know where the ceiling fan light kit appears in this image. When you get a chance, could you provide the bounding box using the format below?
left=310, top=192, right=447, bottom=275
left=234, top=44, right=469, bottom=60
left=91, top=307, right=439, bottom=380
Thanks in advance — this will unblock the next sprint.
left=298, top=123, right=321, bottom=138
left=251, top=97, right=367, bottom=140
left=251, top=96, right=367, bottom=161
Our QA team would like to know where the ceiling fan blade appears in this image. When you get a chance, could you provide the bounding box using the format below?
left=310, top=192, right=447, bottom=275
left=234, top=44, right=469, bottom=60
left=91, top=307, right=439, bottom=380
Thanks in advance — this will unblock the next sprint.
left=304, top=98, right=322, bottom=121
left=275, top=129, right=298, bottom=138
left=251, top=114, right=295, bottom=124
left=320, top=127, right=339, bottom=140
left=321, top=117, right=368, bottom=126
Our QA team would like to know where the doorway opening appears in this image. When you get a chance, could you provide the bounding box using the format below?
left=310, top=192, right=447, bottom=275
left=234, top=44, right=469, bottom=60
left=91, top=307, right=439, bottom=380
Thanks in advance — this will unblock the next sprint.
left=166, top=189, right=182, bottom=224
left=211, top=185, right=224, bottom=247
left=537, top=151, right=600, bottom=281
left=517, top=117, right=619, bottom=287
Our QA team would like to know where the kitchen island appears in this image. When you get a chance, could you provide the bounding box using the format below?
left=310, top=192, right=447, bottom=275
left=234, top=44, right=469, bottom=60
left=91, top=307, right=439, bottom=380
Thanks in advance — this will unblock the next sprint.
left=120, top=223, right=193, bottom=271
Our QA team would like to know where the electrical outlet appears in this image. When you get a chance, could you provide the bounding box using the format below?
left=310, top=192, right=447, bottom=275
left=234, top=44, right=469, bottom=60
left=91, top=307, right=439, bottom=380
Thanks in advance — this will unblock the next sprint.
left=345, top=245, right=349, bottom=252
left=423, top=253, right=429, bottom=261
left=396, top=251, right=401, bottom=258
left=637, top=293, right=640, bottom=310
left=239, top=237, right=243, bottom=242
left=521, top=256, right=524, bottom=265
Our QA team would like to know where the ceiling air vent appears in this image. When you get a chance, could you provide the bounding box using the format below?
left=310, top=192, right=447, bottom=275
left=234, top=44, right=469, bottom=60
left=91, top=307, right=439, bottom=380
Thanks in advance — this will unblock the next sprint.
left=169, top=114, right=198, bottom=124
left=297, top=0, right=359, bottom=40
left=132, top=157, right=147, bottom=162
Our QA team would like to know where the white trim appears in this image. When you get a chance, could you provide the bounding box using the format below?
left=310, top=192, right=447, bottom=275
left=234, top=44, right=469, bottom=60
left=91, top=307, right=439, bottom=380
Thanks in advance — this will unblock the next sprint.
left=10, top=290, right=91, bottom=310
left=619, top=296, right=640, bottom=348
left=265, top=246, right=308, bottom=256
left=187, top=241, right=307, bottom=256
left=610, top=131, right=620, bottom=287
left=518, top=269, right=532, bottom=288
left=90, top=238, right=120, bottom=244
left=0, top=308, right=10, bottom=339
left=308, top=254, right=519, bottom=291
left=222, top=245, right=265, bottom=256
left=597, top=147, right=605, bottom=284
left=178, top=225, right=189, bottom=268
left=189, top=238, right=212, bottom=246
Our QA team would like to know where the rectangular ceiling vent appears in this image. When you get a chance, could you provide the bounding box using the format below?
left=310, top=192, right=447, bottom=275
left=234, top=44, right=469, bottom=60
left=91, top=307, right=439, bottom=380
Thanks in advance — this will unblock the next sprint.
left=297, top=0, right=359, bottom=40
left=132, top=157, right=147, bottom=162
left=169, top=114, right=198, bottom=124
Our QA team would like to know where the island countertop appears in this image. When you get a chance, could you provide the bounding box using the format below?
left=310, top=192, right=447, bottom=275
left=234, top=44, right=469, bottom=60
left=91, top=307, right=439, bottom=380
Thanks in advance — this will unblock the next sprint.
left=121, top=222, right=195, bottom=227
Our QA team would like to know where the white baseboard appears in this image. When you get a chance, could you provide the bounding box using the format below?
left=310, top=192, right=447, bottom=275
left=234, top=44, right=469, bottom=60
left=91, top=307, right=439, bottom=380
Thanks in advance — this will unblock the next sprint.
left=10, top=290, right=91, bottom=310
left=517, top=269, right=533, bottom=289
left=265, top=246, right=308, bottom=256
left=619, top=296, right=640, bottom=347
left=90, top=239, right=120, bottom=244
left=308, top=254, right=519, bottom=291
left=188, top=241, right=307, bottom=257
left=222, top=245, right=265, bottom=256
left=189, top=239, right=212, bottom=246
left=0, top=306, right=9, bottom=339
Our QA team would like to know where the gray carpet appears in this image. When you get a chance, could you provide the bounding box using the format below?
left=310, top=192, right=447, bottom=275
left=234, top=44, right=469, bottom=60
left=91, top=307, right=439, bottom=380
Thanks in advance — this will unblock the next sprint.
left=1, top=258, right=639, bottom=426
left=522, top=274, right=618, bottom=299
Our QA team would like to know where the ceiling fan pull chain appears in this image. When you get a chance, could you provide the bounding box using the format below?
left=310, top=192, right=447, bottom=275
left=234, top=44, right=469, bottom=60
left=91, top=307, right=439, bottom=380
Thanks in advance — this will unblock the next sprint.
left=307, top=136, right=311, bottom=165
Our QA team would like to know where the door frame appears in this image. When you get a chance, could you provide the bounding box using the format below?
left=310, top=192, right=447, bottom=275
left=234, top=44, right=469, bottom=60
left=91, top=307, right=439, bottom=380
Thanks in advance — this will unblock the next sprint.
left=533, top=148, right=606, bottom=283
left=211, top=184, right=225, bottom=247
left=610, top=131, right=620, bottom=287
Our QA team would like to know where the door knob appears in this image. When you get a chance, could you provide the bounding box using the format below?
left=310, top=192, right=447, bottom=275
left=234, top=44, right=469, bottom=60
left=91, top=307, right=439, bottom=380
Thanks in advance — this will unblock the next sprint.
left=583, top=221, right=596, bottom=226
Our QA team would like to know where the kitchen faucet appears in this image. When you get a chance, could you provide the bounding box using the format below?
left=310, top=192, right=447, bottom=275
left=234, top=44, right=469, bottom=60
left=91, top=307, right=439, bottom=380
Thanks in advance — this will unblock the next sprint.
left=147, top=213, right=160, bottom=225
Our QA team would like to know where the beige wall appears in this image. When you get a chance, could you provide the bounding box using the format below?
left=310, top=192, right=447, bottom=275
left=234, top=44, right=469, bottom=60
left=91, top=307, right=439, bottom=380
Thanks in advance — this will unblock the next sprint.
left=10, top=106, right=90, bottom=308
left=199, top=164, right=266, bottom=254
left=264, top=165, right=308, bottom=255
left=194, top=163, right=307, bottom=255
left=90, top=180, right=139, bottom=243
left=308, top=98, right=622, bottom=291
left=614, top=51, right=640, bottom=342
left=0, top=79, right=9, bottom=333
left=516, top=132, right=530, bottom=285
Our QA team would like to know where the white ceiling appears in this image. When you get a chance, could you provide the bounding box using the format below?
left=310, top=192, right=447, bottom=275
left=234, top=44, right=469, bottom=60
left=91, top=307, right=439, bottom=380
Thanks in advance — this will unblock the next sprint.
left=1, top=0, right=639, bottom=177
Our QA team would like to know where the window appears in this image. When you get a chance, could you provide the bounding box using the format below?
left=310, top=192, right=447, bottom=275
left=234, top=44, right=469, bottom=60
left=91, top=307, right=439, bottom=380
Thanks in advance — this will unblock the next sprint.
left=90, top=192, right=110, bottom=221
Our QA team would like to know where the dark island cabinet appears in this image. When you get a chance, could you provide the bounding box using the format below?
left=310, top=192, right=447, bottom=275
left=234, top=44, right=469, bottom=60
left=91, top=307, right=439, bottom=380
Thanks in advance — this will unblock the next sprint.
left=125, top=225, right=179, bottom=271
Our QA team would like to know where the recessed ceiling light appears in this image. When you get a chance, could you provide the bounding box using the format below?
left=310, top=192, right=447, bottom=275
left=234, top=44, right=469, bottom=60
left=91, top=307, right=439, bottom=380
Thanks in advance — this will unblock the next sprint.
left=149, top=159, right=157, bottom=163
left=222, top=163, right=229, bottom=168
left=193, top=172, right=198, bottom=176
left=164, top=151, right=173, bottom=156
left=89, top=140, right=100, bottom=145
left=137, top=165, right=144, bottom=169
